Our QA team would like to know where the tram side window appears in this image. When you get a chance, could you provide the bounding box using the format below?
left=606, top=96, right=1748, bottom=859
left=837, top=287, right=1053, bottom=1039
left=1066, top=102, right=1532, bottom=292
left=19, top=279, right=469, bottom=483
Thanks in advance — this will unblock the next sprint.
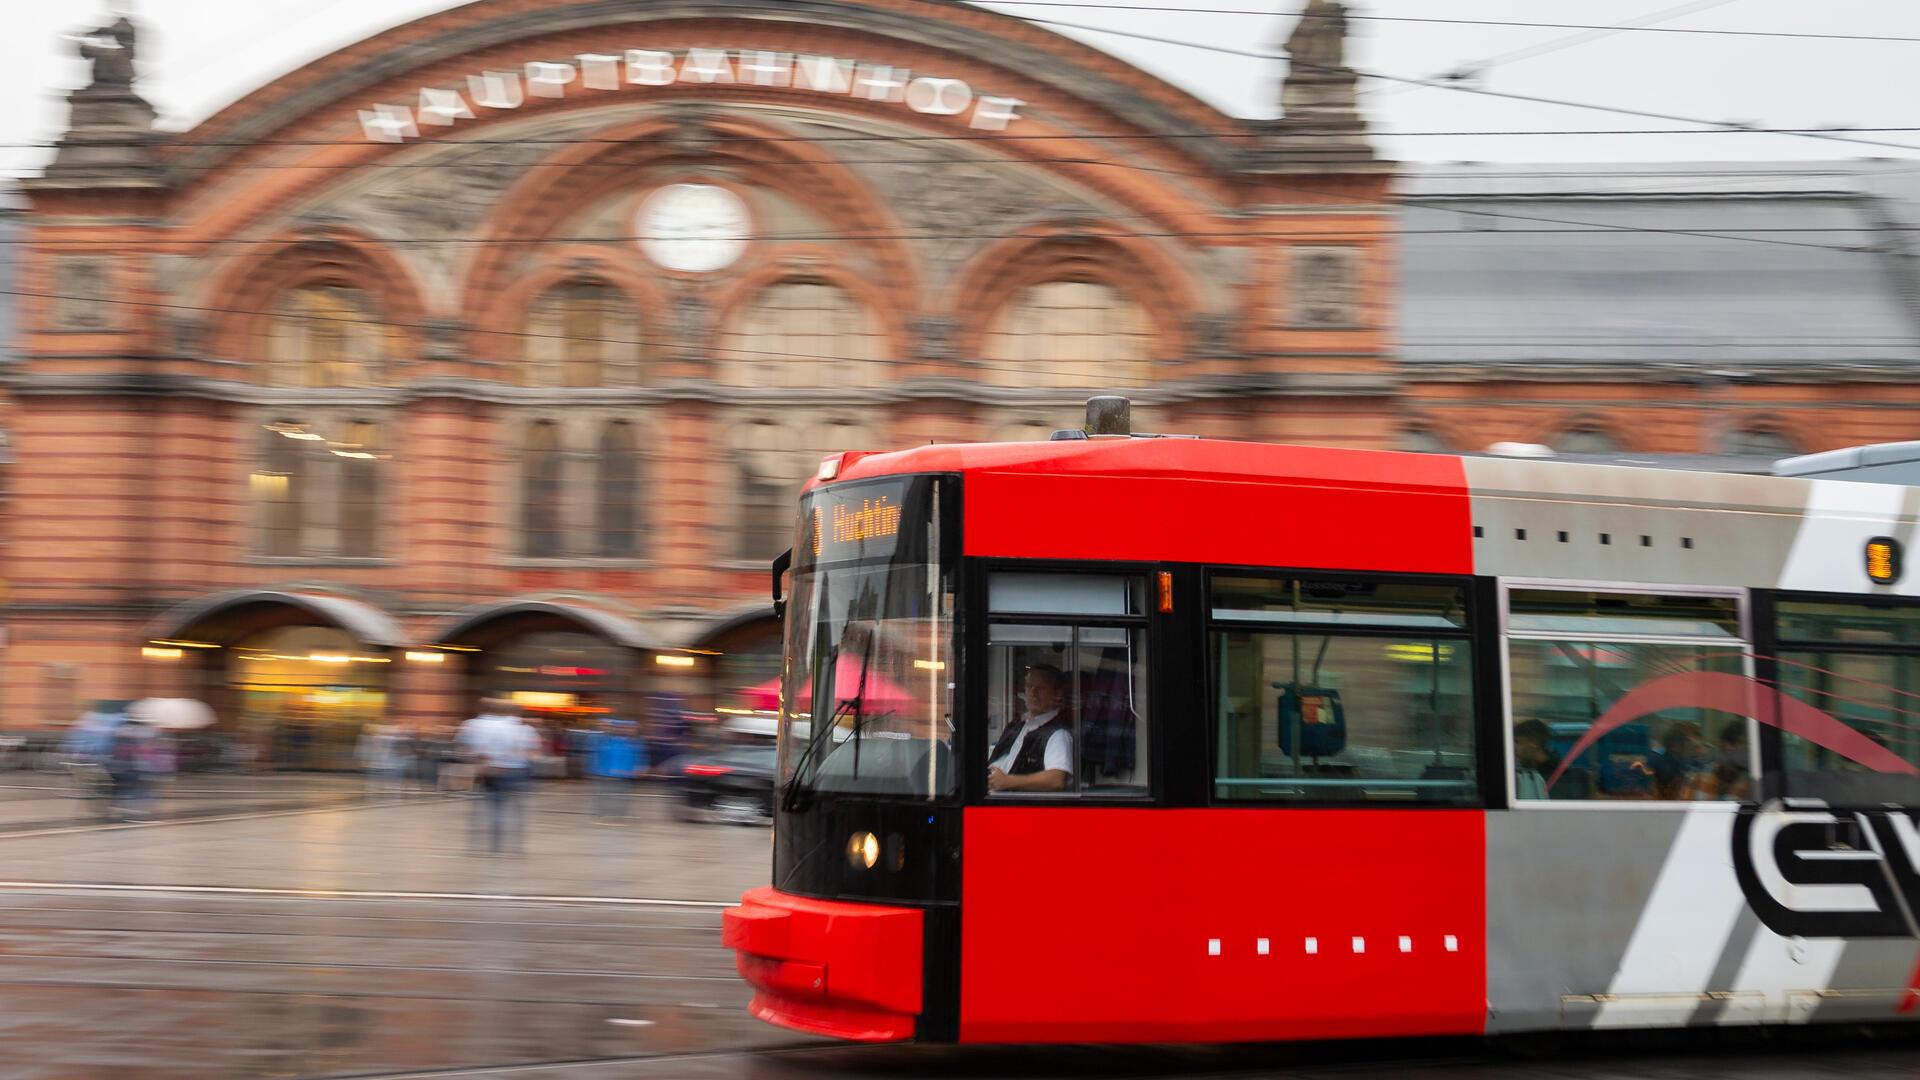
left=1505, top=589, right=1752, bottom=803
left=1210, top=576, right=1476, bottom=804
left=1774, top=600, right=1920, bottom=806
left=986, top=573, right=1150, bottom=797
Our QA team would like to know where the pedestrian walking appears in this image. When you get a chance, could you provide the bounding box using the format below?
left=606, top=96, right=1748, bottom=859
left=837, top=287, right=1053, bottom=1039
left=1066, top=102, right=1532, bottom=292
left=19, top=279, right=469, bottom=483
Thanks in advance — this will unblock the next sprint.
left=356, top=721, right=410, bottom=800
left=455, top=699, right=538, bottom=855
left=587, top=715, right=646, bottom=824
left=106, top=719, right=170, bottom=821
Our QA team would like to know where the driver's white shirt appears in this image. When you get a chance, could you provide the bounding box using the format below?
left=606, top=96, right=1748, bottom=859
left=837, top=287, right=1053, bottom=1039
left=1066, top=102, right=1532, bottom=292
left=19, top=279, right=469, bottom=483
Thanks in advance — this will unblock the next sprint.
left=990, top=708, right=1073, bottom=776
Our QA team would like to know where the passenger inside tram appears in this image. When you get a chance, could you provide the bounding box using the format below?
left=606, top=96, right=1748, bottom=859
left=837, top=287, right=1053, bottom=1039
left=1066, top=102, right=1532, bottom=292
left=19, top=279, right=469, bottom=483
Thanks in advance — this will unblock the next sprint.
left=1512, top=719, right=1560, bottom=800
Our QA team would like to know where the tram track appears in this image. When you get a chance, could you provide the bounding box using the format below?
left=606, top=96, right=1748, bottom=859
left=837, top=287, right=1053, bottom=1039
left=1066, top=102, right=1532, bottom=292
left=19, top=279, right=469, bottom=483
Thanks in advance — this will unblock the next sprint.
left=306, top=1042, right=844, bottom=1080
left=0, top=951, right=741, bottom=980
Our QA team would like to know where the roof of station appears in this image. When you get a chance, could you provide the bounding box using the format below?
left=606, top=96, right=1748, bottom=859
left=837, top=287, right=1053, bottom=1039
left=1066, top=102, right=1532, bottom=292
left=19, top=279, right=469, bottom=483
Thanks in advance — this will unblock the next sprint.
left=1397, top=161, right=1920, bottom=366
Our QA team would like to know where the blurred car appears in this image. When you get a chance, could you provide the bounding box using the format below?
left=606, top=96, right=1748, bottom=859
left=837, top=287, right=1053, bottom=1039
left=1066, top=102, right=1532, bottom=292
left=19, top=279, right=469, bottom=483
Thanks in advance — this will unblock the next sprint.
left=673, top=744, right=777, bottom=825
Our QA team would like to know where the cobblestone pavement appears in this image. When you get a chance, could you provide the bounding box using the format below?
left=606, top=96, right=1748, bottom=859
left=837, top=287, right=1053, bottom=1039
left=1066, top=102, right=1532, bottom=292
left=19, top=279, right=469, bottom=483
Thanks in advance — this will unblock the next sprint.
left=0, top=787, right=1914, bottom=1079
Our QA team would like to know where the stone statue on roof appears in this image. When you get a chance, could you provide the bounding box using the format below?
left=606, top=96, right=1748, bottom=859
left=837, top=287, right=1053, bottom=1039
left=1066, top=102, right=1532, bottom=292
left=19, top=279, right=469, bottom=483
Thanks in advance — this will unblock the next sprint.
left=76, top=15, right=138, bottom=90
left=1284, top=0, right=1349, bottom=74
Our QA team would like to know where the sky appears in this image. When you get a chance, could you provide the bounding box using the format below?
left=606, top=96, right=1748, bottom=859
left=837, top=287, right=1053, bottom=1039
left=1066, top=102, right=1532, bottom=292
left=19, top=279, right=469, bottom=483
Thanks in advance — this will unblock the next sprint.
left=3, top=0, right=1918, bottom=180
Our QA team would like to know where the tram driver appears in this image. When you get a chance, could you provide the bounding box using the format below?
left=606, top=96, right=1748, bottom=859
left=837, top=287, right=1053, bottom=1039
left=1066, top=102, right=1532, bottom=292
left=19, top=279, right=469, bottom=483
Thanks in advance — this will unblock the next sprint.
left=987, top=664, right=1074, bottom=793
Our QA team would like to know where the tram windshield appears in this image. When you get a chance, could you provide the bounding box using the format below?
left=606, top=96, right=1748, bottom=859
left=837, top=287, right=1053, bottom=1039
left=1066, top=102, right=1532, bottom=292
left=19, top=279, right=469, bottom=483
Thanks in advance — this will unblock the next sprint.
left=779, top=476, right=956, bottom=802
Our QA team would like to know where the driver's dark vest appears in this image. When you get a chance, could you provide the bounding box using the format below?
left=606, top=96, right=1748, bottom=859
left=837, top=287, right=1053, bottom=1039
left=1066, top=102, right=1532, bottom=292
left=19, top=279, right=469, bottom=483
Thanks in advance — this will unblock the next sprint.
left=989, top=716, right=1072, bottom=775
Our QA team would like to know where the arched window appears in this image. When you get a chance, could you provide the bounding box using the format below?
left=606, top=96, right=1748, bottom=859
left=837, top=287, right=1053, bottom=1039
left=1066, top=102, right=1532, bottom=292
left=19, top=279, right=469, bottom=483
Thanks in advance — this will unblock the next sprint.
left=524, top=281, right=642, bottom=387
left=1398, top=428, right=1451, bottom=453
left=734, top=419, right=792, bottom=562
left=722, top=282, right=881, bottom=388
left=598, top=421, right=639, bottom=558
left=1553, top=429, right=1623, bottom=455
left=1721, top=428, right=1798, bottom=458
left=258, top=421, right=306, bottom=556
left=269, top=286, right=383, bottom=388
left=522, top=422, right=564, bottom=558
left=338, top=420, right=380, bottom=558
left=982, top=281, right=1152, bottom=388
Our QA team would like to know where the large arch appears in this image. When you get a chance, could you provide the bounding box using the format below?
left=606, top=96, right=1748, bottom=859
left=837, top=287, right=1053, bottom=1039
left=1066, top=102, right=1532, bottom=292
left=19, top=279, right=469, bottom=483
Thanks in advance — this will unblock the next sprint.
left=149, top=588, right=406, bottom=648
left=162, top=1, right=1240, bottom=280
left=169, top=1, right=1246, bottom=182
left=146, top=588, right=406, bottom=770
left=431, top=596, right=665, bottom=729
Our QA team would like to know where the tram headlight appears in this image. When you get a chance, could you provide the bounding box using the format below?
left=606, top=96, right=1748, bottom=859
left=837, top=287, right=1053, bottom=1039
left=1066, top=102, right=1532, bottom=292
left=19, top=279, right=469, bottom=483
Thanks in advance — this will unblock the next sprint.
left=847, top=831, right=880, bottom=870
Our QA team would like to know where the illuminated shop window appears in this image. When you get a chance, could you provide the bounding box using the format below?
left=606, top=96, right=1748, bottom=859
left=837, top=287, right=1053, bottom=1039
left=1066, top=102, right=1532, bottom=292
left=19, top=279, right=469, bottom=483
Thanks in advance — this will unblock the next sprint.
left=723, top=282, right=881, bottom=389
left=524, top=281, right=643, bottom=387
left=982, top=281, right=1151, bottom=388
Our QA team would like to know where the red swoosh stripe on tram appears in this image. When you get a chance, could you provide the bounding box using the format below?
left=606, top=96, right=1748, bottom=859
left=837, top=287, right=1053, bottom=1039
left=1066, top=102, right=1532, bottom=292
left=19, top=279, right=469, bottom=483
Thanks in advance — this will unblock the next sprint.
left=1544, top=671, right=1920, bottom=792
left=1902, top=948, right=1920, bottom=1016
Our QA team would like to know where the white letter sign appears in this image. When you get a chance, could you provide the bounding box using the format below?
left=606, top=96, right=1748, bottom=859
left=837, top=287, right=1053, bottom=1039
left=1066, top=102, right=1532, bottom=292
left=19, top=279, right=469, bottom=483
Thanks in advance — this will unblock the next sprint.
left=970, top=95, right=1025, bottom=131
left=740, top=51, right=793, bottom=87
left=417, top=88, right=474, bottom=126
left=466, top=71, right=525, bottom=110
left=681, top=48, right=737, bottom=83
left=357, top=104, right=417, bottom=143
left=852, top=64, right=909, bottom=102
left=577, top=54, right=622, bottom=90
left=794, top=55, right=854, bottom=94
left=907, top=77, right=973, bottom=116
left=626, top=49, right=677, bottom=86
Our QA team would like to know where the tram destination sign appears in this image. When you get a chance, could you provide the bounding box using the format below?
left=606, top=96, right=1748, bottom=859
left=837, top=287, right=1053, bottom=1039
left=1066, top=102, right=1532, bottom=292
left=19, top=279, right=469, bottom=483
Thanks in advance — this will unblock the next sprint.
left=360, top=48, right=1027, bottom=144
left=800, top=478, right=920, bottom=568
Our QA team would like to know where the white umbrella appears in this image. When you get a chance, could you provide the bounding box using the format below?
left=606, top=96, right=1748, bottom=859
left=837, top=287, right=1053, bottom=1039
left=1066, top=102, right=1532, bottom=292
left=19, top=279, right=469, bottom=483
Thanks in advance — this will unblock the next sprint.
left=129, top=698, right=217, bottom=730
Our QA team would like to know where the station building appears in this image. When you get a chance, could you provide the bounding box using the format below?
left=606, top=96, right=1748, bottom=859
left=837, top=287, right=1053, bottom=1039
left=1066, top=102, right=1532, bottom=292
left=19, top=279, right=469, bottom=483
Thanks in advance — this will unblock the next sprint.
left=4, top=1, right=1919, bottom=755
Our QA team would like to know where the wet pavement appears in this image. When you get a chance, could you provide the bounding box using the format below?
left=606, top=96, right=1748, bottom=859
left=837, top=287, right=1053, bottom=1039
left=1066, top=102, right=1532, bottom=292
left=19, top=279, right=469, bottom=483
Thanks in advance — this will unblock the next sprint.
left=0, top=783, right=1914, bottom=1078
left=0, top=772, right=368, bottom=833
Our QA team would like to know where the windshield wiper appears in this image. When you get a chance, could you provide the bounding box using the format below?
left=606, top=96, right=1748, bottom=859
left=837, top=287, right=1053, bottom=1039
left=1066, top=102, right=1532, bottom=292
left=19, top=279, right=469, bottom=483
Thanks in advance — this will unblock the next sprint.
left=782, top=628, right=878, bottom=813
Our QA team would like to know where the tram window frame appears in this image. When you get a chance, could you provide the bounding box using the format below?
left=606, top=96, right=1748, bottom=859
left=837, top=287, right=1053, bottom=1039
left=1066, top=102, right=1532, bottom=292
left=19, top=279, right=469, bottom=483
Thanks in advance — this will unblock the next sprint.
left=1500, top=580, right=1759, bottom=811
left=972, top=562, right=1161, bottom=804
left=1205, top=569, right=1484, bottom=808
left=1767, top=590, right=1920, bottom=808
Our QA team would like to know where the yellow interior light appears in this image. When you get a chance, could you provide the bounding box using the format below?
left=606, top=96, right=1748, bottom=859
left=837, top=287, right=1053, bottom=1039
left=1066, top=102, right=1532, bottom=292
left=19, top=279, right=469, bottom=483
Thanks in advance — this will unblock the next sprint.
left=655, top=654, right=697, bottom=668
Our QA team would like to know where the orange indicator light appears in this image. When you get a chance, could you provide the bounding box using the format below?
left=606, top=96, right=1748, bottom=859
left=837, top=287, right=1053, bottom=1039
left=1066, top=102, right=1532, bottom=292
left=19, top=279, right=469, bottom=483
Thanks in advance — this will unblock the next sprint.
left=1867, top=537, right=1902, bottom=585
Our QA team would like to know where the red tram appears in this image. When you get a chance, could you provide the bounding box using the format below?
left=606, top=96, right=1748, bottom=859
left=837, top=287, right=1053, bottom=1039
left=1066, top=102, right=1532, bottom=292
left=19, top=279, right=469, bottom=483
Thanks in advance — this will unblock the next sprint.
left=723, top=403, right=1920, bottom=1044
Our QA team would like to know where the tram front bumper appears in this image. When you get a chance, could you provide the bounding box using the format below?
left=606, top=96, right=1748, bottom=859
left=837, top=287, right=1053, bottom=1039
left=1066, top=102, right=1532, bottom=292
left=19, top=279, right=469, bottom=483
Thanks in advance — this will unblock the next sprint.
left=723, top=886, right=924, bottom=1042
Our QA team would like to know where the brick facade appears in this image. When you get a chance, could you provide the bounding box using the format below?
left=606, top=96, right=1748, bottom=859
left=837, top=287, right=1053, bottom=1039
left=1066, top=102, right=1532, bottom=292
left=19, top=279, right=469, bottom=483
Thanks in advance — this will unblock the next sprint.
left=7, top=3, right=1913, bottom=742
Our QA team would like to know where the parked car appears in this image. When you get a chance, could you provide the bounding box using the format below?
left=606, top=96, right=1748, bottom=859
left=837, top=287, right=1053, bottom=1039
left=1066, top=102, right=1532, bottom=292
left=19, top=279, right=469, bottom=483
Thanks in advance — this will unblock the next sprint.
left=673, top=743, right=777, bottom=825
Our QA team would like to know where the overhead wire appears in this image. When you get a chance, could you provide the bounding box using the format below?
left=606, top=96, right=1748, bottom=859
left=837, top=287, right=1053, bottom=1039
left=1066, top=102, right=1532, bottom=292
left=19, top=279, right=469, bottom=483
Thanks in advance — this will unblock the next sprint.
left=1001, top=11, right=1920, bottom=155
left=1361, top=0, right=1746, bottom=99
left=974, top=2, right=1920, bottom=43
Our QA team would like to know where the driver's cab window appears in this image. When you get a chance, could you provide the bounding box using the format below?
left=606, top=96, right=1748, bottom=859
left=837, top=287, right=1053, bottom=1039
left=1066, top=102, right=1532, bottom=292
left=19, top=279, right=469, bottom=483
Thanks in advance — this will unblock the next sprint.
left=986, top=573, right=1150, bottom=797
